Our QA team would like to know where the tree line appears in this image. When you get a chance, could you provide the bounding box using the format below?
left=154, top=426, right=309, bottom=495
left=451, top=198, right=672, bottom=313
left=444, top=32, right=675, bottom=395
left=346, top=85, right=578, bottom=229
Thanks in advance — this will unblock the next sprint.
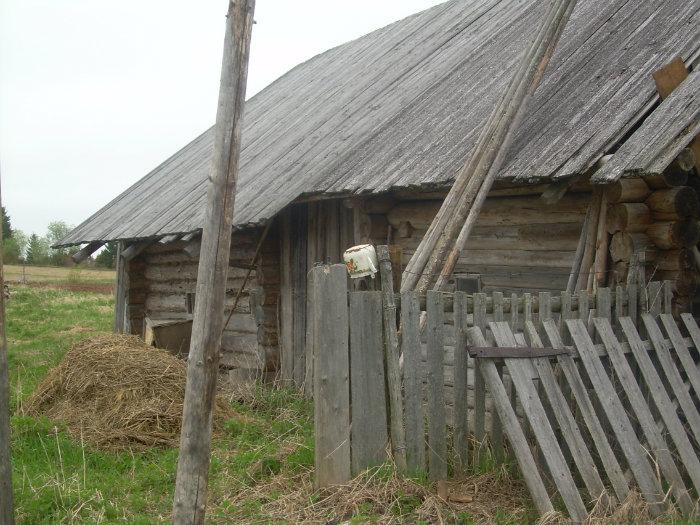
left=1, top=207, right=116, bottom=269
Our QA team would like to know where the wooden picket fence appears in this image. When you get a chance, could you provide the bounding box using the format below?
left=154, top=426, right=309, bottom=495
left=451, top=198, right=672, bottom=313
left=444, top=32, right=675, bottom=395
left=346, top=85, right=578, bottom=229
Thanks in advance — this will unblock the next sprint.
left=309, top=263, right=700, bottom=519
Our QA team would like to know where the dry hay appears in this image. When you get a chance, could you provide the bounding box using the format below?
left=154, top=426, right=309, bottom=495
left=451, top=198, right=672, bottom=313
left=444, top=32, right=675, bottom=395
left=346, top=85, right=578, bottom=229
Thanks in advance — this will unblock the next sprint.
left=23, top=334, right=236, bottom=450
left=223, top=465, right=533, bottom=524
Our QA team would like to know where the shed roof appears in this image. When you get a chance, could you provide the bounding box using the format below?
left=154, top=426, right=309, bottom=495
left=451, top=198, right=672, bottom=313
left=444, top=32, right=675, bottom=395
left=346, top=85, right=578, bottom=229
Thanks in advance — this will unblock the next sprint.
left=59, top=0, right=700, bottom=246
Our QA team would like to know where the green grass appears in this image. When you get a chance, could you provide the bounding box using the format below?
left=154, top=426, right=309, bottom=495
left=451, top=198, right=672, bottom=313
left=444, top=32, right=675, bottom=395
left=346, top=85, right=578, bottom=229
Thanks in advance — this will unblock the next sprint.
left=8, top=285, right=314, bottom=524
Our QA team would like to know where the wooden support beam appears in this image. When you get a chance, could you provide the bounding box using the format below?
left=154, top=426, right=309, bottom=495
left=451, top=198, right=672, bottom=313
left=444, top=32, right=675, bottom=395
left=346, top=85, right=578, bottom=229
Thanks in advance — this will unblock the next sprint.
left=172, top=1, right=255, bottom=523
left=121, top=240, right=155, bottom=261
left=71, top=241, right=104, bottom=264
left=403, top=0, right=579, bottom=293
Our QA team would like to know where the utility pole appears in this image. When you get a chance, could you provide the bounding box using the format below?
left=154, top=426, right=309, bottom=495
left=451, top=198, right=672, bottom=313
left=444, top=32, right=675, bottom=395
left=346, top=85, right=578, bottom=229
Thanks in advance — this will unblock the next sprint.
left=0, top=169, right=16, bottom=524
left=172, top=1, right=255, bottom=523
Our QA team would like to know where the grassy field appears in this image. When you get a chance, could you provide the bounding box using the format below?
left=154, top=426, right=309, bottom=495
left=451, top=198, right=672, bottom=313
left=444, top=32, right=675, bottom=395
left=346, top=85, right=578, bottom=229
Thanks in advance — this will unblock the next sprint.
left=7, top=285, right=696, bottom=524
left=4, top=264, right=116, bottom=285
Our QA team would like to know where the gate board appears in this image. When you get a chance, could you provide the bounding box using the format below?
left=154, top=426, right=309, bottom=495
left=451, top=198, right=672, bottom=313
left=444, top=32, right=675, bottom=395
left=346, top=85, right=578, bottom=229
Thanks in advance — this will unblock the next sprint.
left=472, top=315, right=700, bottom=519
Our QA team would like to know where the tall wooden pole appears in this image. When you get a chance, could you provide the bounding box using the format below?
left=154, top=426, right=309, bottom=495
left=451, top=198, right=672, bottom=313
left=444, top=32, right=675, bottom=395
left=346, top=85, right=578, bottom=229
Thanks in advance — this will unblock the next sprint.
left=402, top=0, right=578, bottom=294
left=172, top=1, right=255, bottom=523
left=0, top=170, right=16, bottom=525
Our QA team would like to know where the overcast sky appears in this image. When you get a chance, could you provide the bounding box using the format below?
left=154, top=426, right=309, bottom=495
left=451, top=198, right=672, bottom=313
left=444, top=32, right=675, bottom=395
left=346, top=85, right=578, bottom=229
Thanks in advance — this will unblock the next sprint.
left=0, top=0, right=446, bottom=237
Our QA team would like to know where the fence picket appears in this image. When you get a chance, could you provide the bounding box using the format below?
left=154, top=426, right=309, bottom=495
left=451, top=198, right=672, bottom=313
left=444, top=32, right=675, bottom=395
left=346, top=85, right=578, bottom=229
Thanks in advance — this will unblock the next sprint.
left=401, top=291, right=425, bottom=472
left=349, top=292, right=388, bottom=475
left=453, top=292, right=469, bottom=473
left=426, top=291, right=447, bottom=481
left=473, top=292, right=487, bottom=464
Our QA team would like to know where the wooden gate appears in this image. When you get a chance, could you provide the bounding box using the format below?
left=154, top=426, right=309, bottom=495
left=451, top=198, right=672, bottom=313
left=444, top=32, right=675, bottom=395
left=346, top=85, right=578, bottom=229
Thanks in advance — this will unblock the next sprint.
left=310, top=263, right=700, bottom=520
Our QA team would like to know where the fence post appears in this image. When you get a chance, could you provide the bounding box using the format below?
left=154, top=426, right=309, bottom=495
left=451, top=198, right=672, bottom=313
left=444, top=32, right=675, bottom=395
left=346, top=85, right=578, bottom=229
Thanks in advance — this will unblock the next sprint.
left=312, top=264, right=351, bottom=488
left=377, top=245, right=407, bottom=471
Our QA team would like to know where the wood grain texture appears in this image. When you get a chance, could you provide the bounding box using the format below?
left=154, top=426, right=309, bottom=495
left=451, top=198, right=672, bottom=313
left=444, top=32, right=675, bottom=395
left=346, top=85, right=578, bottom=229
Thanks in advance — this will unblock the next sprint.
left=59, top=1, right=700, bottom=247
left=349, top=292, right=389, bottom=474
left=566, top=319, right=665, bottom=515
left=452, top=292, right=470, bottom=473
left=467, top=327, right=554, bottom=516
left=595, top=318, right=693, bottom=513
left=312, top=265, right=351, bottom=488
left=401, top=291, right=425, bottom=472
left=426, top=291, right=447, bottom=481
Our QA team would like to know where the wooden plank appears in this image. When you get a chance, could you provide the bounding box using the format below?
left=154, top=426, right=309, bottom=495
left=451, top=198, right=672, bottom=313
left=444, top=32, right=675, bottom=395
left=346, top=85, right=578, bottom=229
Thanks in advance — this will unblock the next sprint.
left=595, top=319, right=693, bottom=513
left=426, top=291, right=447, bottom=481
left=469, top=347, right=569, bottom=359
left=510, top=292, right=519, bottom=330
left=292, top=207, right=308, bottom=387
left=642, top=314, right=700, bottom=445
left=401, top=291, right=425, bottom=472
left=491, top=291, right=504, bottom=462
left=349, top=292, right=389, bottom=475
left=279, top=210, right=294, bottom=383
left=648, top=281, right=662, bottom=317
left=313, top=265, right=351, bottom=488
left=621, top=317, right=700, bottom=495
left=541, top=320, right=630, bottom=502
left=473, top=292, right=487, bottom=464
left=596, top=287, right=611, bottom=321
left=660, top=314, right=700, bottom=399
left=662, top=280, right=673, bottom=314
left=491, top=322, right=587, bottom=521
left=453, top=292, right=470, bottom=473
left=524, top=322, right=609, bottom=505
left=114, top=242, right=129, bottom=334
left=524, top=293, right=532, bottom=324
left=538, top=291, right=552, bottom=323
left=467, top=327, right=554, bottom=517
left=304, top=203, right=318, bottom=397
left=377, top=246, right=407, bottom=471
left=626, top=282, right=638, bottom=327
left=566, top=319, right=665, bottom=515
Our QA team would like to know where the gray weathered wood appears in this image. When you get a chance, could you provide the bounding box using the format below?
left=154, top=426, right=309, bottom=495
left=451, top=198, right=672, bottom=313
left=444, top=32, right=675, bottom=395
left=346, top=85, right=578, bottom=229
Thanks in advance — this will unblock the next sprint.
left=541, top=320, right=630, bottom=502
left=492, top=322, right=587, bottom=521
left=349, top=292, right=389, bottom=474
left=453, top=291, right=470, bottom=473
left=312, top=265, right=351, bottom=487
left=0, top=182, right=15, bottom=524
left=401, top=291, right=425, bottom=472
left=279, top=210, right=294, bottom=383
left=377, top=245, right=407, bottom=471
left=491, top=291, right=504, bottom=462
left=467, top=327, right=554, bottom=516
left=426, top=291, right=447, bottom=481
left=291, top=208, right=308, bottom=387
left=595, top=318, right=693, bottom=513
left=620, top=317, right=700, bottom=496
left=304, top=267, right=315, bottom=397
left=662, top=280, right=673, bottom=314
left=596, top=287, right=611, bottom=320
left=473, top=292, right=487, bottom=464
left=510, top=292, right=519, bottom=330
left=626, top=282, right=638, bottom=326
left=114, top=242, right=129, bottom=333
left=524, top=322, right=609, bottom=505
left=660, top=314, right=700, bottom=400
left=566, top=319, right=664, bottom=515
left=121, top=239, right=154, bottom=261
left=648, top=281, right=662, bottom=317
left=71, top=240, right=104, bottom=264
left=172, top=1, right=256, bottom=522
left=642, top=314, right=700, bottom=444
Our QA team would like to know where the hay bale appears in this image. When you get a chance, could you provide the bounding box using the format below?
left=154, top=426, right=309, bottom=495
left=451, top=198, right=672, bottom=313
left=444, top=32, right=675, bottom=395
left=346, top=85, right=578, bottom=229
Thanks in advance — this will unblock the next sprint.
left=23, top=334, right=235, bottom=450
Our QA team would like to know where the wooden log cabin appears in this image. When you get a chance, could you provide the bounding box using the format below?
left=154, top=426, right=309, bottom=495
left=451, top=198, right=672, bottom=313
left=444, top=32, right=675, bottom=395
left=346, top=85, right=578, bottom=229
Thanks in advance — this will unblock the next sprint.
left=56, top=0, right=700, bottom=385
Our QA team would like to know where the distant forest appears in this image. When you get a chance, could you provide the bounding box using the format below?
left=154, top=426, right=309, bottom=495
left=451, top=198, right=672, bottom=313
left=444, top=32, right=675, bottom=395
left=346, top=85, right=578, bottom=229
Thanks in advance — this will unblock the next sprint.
left=1, top=206, right=115, bottom=268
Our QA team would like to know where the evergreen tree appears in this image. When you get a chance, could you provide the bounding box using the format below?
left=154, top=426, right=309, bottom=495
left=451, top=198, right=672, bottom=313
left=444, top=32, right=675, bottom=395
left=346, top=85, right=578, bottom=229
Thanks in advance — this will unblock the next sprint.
left=95, top=242, right=117, bottom=269
left=1, top=206, right=12, bottom=240
left=26, top=234, right=49, bottom=266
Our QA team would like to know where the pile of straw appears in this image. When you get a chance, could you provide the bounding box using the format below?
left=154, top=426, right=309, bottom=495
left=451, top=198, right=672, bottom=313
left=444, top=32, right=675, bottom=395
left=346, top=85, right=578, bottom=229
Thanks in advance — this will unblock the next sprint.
left=24, top=334, right=235, bottom=450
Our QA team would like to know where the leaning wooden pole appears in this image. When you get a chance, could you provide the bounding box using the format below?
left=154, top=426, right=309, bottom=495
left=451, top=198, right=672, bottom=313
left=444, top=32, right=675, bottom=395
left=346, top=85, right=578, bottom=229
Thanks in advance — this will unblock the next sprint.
left=172, top=1, right=255, bottom=523
left=0, top=173, right=15, bottom=525
left=403, top=0, right=578, bottom=294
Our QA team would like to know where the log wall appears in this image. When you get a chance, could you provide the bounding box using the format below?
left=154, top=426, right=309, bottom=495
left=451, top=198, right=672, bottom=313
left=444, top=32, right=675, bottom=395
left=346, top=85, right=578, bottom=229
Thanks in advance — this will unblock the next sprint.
left=124, top=227, right=280, bottom=378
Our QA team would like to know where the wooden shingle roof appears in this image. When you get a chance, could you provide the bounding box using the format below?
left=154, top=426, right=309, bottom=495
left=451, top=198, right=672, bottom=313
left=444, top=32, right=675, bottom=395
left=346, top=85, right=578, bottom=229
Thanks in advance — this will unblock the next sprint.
left=59, top=0, right=700, bottom=246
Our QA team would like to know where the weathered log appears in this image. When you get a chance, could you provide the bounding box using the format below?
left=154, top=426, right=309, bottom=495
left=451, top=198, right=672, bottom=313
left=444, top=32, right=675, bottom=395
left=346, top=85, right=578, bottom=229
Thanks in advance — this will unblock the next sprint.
left=655, top=249, right=692, bottom=272
left=576, top=189, right=602, bottom=291
left=606, top=178, right=650, bottom=204
left=387, top=194, right=588, bottom=229
left=606, top=203, right=651, bottom=234
left=71, top=241, right=104, bottom=264
left=591, top=192, right=610, bottom=290
left=646, top=187, right=699, bottom=218
left=610, top=232, right=654, bottom=262
left=173, top=0, right=255, bottom=522
left=643, top=171, right=688, bottom=190
left=646, top=221, right=700, bottom=249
